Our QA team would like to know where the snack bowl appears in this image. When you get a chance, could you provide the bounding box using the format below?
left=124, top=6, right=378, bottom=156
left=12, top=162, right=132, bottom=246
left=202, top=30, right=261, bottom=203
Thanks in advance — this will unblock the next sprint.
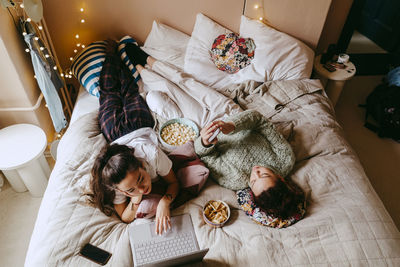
left=203, top=200, right=231, bottom=228
left=159, top=118, right=199, bottom=151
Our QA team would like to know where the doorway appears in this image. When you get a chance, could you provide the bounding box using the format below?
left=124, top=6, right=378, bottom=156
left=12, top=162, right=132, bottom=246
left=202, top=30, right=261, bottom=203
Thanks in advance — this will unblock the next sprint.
left=337, top=0, right=400, bottom=75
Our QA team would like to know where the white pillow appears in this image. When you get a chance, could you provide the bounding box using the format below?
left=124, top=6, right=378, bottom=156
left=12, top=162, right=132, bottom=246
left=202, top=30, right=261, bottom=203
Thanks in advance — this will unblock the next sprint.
left=183, top=13, right=235, bottom=89
left=146, top=91, right=183, bottom=120
left=183, top=14, right=315, bottom=90
left=141, top=21, right=190, bottom=70
left=236, top=15, right=314, bottom=81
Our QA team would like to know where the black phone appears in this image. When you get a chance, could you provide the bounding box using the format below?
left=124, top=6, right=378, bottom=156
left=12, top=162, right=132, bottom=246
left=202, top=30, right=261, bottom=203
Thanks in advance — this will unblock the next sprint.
left=79, top=243, right=112, bottom=266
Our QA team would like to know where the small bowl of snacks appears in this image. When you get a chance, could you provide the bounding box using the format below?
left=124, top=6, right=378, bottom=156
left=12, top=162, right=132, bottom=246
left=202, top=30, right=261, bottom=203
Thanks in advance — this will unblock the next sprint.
left=203, top=200, right=231, bottom=228
left=159, top=118, right=199, bottom=151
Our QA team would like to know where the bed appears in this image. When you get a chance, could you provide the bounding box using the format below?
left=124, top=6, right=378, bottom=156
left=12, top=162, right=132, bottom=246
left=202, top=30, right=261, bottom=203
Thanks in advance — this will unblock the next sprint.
left=25, top=5, right=400, bottom=267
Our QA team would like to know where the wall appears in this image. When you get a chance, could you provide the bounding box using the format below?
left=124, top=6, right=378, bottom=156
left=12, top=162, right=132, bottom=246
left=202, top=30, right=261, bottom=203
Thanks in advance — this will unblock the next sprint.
left=42, top=0, right=244, bottom=69
left=0, top=8, right=53, bottom=141
left=244, top=0, right=354, bottom=54
left=245, top=0, right=332, bottom=50
left=317, top=0, right=354, bottom=53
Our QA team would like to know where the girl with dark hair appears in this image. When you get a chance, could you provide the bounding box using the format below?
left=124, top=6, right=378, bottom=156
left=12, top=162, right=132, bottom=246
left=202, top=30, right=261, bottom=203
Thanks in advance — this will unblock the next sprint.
left=91, top=39, right=179, bottom=234
left=91, top=143, right=179, bottom=235
left=195, top=109, right=304, bottom=220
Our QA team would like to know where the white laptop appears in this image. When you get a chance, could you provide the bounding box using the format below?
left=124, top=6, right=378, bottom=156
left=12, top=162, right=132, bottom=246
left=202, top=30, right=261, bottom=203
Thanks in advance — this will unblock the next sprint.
left=128, top=213, right=209, bottom=267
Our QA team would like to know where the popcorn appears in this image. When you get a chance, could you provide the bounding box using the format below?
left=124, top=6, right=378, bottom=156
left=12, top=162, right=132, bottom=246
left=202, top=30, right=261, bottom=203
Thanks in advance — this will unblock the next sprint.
left=160, top=122, right=197, bottom=146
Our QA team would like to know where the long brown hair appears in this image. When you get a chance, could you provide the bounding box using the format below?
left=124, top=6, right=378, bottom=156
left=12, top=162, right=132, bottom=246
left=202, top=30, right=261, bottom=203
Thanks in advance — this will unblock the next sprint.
left=90, top=144, right=142, bottom=216
left=255, top=179, right=304, bottom=220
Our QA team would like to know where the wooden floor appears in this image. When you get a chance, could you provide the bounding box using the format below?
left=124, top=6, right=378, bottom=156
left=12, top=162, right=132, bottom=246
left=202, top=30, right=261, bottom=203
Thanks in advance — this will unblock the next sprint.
left=336, top=75, right=400, bottom=230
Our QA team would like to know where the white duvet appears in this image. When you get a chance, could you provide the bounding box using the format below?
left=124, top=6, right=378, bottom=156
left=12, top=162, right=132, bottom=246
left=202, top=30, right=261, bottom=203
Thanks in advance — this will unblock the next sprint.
left=25, top=67, right=400, bottom=266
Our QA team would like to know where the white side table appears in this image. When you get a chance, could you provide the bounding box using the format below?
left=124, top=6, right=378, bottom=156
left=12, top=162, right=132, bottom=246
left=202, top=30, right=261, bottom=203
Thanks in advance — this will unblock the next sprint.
left=313, top=54, right=356, bottom=107
left=0, top=124, right=51, bottom=197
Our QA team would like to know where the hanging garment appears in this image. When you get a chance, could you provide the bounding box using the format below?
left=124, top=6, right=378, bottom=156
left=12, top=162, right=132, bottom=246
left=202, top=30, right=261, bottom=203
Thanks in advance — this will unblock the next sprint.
left=22, top=20, right=67, bottom=132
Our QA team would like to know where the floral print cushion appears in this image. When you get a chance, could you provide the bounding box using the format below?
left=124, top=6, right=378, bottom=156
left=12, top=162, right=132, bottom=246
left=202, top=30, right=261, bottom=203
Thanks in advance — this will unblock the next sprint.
left=237, top=187, right=306, bottom=228
left=210, top=33, right=256, bottom=74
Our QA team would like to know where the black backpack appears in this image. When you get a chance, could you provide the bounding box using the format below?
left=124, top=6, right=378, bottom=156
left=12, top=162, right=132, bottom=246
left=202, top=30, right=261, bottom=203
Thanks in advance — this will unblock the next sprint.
left=360, top=83, right=400, bottom=142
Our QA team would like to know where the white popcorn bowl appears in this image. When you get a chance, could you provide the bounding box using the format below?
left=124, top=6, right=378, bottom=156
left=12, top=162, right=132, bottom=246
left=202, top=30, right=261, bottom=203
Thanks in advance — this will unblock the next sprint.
left=159, top=118, right=199, bottom=151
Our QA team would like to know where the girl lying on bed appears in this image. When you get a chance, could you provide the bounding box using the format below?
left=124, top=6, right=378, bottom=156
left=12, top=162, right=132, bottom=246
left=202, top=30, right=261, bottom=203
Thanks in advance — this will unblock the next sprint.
left=90, top=40, right=179, bottom=235
left=195, top=110, right=305, bottom=221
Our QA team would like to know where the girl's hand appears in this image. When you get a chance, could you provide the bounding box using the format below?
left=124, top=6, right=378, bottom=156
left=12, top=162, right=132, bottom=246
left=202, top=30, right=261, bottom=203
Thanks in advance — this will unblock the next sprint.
left=200, top=120, right=235, bottom=146
left=130, top=194, right=142, bottom=205
left=155, top=199, right=171, bottom=235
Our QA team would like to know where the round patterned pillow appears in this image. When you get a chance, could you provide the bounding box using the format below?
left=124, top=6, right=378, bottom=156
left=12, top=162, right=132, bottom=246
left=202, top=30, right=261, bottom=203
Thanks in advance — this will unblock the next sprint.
left=210, top=33, right=256, bottom=74
left=237, top=187, right=306, bottom=228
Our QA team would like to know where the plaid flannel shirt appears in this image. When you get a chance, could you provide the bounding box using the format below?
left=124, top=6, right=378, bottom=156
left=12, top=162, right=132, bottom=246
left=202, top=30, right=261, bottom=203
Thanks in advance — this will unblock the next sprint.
left=98, top=48, right=154, bottom=142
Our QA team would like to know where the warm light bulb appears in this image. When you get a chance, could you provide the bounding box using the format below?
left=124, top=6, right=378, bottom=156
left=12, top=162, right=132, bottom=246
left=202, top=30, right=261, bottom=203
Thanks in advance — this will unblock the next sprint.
left=38, top=26, right=43, bottom=30
left=53, top=66, right=57, bottom=70
left=254, top=4, right=259, bottom=9
left=81, top=44, right=85, bottom=48
left=80, top=8, right=84, bottom=12
left=70, top=57, right=73, bottom=61
left=81, top=19, right=85, bottom=23
left=69, top=71, right=72, bottom=75
left=77, top=43, right=81, bottom=47
left=61, top=73, right=64, bottom=77
left=45, top=54, right=50, bottom=58
left=40, top=47, right=44, bottom=51
left=20, top=3, right=24, bottom=8
left=34, top=75, right=36, bottom=79
left=57, top=134, right=61, bottom=138
left=45, top=104, right=48, bottom=108
left=259, top=17, right=263, bottom=21
left=34, top=37, right=39, bottom=41
left=75, top=34, right=79, bottom=39
left=74, top=49, right=77, bottom=53
left=25, top=48, right=30, bottom=52
left=22, top=32, right=27, bottom=36
left=27, top=18, right=32, bottom=22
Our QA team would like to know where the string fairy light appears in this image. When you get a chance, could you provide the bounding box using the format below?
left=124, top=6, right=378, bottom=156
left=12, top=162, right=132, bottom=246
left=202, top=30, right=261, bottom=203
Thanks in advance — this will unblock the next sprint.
left=62, top=5, right=89, bottom=78
left=253, top=2, right=265, bottom=22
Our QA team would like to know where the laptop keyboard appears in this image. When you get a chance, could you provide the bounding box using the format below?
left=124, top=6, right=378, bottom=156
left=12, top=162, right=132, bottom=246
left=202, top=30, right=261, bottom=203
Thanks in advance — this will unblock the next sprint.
left=134, top=232, right=197, bottom=265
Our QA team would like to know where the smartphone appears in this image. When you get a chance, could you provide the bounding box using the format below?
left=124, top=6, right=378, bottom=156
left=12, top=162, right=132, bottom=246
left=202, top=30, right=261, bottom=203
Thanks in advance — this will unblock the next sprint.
left=208, top=128, right=221, bottom=143
left=79, top=243, right=112, bottom=265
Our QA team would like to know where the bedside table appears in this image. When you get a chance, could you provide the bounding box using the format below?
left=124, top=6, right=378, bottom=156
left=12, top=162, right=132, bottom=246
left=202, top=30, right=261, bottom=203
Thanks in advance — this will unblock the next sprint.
left=313, top=54, right=356, bottom=107
left=0, top=124, right=51, bottom=197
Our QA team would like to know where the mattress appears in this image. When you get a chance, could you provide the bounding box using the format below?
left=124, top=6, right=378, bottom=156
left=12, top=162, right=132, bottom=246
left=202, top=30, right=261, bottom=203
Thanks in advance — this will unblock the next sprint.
left=25, top=71, right=400, bottom=266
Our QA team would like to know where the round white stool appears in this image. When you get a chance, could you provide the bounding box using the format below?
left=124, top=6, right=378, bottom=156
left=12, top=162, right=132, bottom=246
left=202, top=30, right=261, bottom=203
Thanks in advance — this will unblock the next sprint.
left=0, top=124, right=50, bottom=197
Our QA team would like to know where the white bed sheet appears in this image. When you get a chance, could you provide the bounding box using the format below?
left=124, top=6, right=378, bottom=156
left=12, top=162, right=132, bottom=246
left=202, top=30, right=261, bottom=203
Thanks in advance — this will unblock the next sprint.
left=69, top=86, right=99, bottom=126
left=25, top=65, right=400, bottom=265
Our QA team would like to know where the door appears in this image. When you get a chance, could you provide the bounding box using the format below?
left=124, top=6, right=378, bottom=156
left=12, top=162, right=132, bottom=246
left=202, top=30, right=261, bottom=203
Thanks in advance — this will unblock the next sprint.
left=357, top=0, right=400, bottom=54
